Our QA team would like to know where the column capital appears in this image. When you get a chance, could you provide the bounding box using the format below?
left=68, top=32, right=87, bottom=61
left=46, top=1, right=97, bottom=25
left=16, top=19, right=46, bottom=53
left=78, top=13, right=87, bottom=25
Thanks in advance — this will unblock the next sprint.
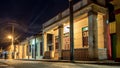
left=88, top=10, right=98, bottom=16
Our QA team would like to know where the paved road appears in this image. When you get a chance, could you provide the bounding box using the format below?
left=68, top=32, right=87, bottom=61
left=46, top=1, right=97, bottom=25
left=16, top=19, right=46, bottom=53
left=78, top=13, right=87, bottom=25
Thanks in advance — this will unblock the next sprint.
left=0, top=60, right=120, bottom=68
left=0, top=63, right=14, bottom=68
left=0, top=63, right=8, bottom=68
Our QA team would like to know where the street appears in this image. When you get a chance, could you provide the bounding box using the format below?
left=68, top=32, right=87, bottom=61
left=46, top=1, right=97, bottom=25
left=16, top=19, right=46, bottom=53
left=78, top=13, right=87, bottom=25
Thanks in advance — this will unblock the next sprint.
left=0, top=63, right=15, bottom=68
left=0, top=60, right=120, bottom=68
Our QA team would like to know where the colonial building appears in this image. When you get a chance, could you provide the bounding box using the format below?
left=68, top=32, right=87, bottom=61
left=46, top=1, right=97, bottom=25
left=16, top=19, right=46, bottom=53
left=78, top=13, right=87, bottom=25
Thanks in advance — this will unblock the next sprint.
left=43, top=0, right=108, bottom=60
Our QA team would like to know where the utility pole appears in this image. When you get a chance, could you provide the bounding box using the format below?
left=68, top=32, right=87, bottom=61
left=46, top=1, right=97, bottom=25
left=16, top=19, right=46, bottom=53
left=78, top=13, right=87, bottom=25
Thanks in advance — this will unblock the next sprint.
left=69, top=0, right=74, bottom=62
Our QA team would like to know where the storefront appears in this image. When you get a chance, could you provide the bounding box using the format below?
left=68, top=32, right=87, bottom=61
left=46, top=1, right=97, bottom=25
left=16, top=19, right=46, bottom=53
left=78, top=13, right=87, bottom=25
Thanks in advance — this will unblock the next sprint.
left=43, top=0, right=108, bottom=60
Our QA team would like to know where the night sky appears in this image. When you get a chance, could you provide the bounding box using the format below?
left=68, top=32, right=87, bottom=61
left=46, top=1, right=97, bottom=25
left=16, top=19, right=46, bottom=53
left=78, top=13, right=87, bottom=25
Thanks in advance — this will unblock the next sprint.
left=0, top=0, right=79, bottom=47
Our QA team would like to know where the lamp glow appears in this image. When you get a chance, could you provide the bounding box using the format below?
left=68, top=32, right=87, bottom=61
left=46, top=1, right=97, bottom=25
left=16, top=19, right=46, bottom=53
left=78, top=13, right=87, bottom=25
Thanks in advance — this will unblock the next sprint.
left=8, top=35, right=12, bottom=39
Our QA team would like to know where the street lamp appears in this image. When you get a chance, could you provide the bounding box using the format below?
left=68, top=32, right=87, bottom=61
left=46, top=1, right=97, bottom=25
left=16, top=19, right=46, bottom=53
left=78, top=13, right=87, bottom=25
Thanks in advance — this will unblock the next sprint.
left=7, top=35, right=14, bottom=46
left=68, top=0, right=74, bottom=62
left=8, top=35, right=12, bottom=39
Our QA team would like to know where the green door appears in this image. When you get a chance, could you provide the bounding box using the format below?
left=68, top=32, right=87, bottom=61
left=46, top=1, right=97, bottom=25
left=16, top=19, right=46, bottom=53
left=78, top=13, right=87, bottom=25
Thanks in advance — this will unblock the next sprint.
left=111, top=34, right=116, bottom=60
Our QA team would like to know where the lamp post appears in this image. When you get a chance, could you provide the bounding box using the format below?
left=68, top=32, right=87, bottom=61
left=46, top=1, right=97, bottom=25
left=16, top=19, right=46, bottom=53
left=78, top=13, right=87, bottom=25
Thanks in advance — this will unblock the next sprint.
left=69, top=0, right=74, bottom=62
left=7, top=34, right=14, bottom=59
left=8, top=25, right=15, bottom=59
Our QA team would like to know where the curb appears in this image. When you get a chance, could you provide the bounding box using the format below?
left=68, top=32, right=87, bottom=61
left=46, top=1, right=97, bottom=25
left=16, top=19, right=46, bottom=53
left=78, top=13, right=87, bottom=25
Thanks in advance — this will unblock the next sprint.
left=16, top=59, right=120, bottom=65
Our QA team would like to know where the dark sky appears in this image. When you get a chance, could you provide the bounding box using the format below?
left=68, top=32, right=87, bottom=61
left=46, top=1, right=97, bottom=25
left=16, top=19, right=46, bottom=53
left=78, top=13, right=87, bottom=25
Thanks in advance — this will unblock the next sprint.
left=0, top=0, right=69, bottom=25
left=0, top=0, right=79, bottom=47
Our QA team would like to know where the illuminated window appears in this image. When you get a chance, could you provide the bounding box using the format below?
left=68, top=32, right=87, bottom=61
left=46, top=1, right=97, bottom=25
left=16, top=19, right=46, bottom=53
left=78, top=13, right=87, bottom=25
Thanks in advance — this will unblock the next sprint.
left=82, top=26, right=88, bottom=47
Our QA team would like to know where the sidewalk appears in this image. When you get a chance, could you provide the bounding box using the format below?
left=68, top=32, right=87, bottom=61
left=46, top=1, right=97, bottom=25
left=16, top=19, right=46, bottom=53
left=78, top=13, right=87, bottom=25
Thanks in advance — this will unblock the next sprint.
left=0, top=59, right=120, bottom=66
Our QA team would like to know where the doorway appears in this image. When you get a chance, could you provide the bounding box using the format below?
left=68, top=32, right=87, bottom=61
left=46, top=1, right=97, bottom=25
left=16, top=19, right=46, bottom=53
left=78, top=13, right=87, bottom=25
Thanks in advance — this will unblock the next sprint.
left=111, top=33, right=116, bottom=60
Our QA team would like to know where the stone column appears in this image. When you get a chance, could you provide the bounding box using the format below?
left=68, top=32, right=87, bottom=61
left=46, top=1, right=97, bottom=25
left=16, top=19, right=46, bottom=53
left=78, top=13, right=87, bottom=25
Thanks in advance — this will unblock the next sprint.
left=88, top=11, right=98, bottom=60
left=58, top=25, right=63, bottom=60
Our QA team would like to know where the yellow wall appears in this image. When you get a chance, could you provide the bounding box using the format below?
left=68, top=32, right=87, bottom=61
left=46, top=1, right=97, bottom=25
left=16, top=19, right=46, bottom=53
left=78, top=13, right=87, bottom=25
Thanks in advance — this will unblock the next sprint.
left=74, top=17, right=88, bottom=48
left=109, top=22, right=116, bottom=34
left=19, top=45, right=22, bottom=59
left=97, top=14, right=104, bottom=48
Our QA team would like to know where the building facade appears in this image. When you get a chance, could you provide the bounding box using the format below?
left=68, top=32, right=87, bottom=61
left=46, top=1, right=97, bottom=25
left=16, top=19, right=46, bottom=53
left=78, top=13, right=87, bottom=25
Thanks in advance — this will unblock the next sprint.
left=43, top=0, right=108, bottom=60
